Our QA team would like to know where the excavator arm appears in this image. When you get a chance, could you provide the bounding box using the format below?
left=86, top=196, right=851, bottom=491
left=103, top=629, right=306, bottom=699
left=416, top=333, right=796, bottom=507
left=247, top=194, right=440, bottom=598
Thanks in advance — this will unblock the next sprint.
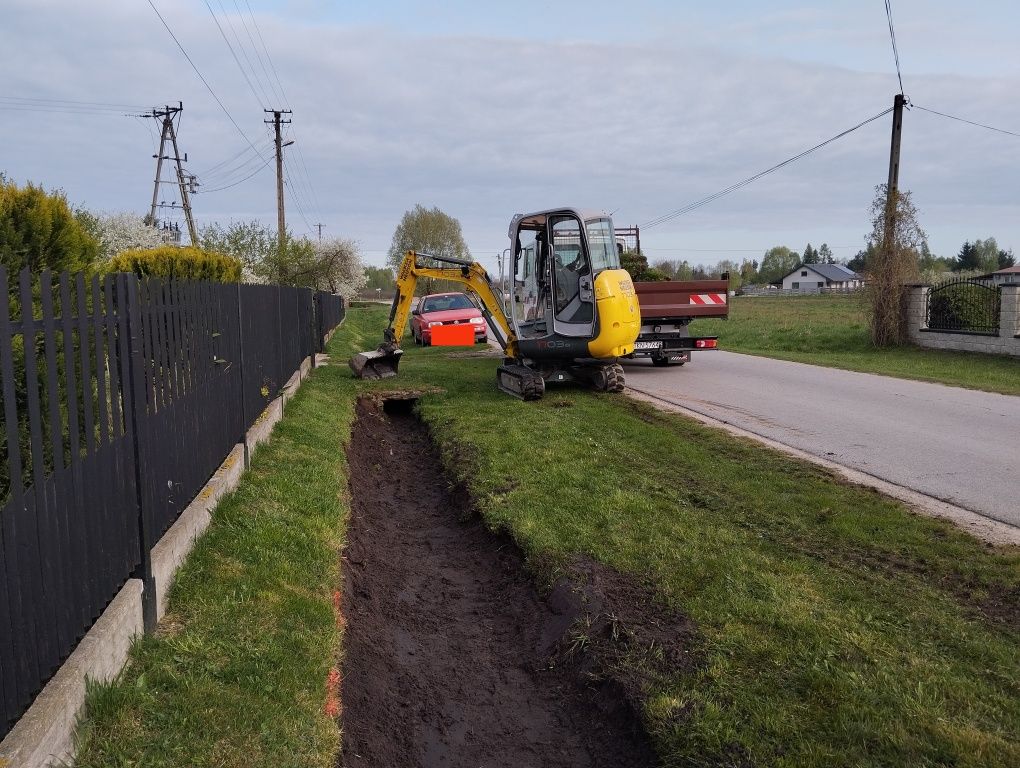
left=351, top=251, right=517, bottom=379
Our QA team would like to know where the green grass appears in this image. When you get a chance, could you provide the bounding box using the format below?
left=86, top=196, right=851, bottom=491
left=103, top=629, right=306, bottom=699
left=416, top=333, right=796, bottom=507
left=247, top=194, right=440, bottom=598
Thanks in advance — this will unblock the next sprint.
left=346, top=306, right=1019, bottom=767
left=73, top=361, right=355, bottom=767
left=75, top=306, right=1020, bottom=767
left=690, top=294, right=1020, bottom=395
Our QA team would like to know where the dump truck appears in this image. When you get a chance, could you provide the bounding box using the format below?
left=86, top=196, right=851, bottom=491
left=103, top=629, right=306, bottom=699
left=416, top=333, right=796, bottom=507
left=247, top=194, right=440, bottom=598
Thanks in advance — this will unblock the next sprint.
left=626, top=277, right=728, bottom=366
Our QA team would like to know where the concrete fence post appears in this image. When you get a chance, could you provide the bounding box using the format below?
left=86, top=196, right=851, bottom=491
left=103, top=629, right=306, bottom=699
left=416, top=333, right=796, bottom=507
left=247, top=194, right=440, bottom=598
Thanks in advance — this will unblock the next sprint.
left=903, top=284, right=930, bottom=343
left=999, top=284, right=1020, bottom=339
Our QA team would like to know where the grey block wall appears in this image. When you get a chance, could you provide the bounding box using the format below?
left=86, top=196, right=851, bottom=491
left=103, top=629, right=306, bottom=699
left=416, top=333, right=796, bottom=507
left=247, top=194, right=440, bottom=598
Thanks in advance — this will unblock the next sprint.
left=905, top=284, right=1020, bottom=357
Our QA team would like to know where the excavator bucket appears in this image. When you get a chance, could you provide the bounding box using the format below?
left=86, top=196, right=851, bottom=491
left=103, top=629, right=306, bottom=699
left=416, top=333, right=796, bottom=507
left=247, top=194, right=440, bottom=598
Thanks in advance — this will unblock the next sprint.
left=349, top=344, right=404, bottom=379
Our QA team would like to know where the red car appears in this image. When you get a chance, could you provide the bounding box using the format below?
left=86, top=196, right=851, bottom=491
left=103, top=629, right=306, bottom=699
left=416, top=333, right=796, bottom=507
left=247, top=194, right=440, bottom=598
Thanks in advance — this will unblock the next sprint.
left=411, top=292, right=488, bottom=346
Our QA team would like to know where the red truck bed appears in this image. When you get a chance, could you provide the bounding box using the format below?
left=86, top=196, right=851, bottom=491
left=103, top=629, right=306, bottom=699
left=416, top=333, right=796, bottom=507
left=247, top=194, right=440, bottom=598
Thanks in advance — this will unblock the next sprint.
left=627, top=279, right=728, bottom=366
left=634, top=279, right=730, bottom=321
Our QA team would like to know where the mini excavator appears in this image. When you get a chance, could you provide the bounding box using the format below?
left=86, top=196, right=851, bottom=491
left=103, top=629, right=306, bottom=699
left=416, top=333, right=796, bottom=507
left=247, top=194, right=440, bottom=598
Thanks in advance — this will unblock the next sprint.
left=350, top=208, right=641, bottom=400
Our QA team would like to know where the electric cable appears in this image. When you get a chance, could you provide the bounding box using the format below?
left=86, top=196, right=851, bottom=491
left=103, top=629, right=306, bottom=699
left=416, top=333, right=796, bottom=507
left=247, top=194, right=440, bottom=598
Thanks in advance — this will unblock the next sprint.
left=911, top=103, right=1020, bottom=139
left=145, top=0, right=267, bottom=162
left=232, top=0, right=285, bottom=107
left=199, top=156, right=273, bottom=192
left=642, top=106, right=894, bottom=229
left=884, top=0, right=905, bottom=95
left=203, top=0, right=266, bottom=108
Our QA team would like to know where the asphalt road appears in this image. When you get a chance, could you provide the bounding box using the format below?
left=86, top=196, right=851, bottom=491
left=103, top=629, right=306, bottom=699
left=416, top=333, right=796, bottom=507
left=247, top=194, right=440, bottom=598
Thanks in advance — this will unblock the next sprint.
left=624, top=352, right=1020, bottom=528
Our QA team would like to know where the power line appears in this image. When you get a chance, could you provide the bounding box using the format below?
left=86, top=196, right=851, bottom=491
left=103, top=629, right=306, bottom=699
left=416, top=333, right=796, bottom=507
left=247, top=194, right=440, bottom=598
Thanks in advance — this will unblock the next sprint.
left=0, top=104, right=145, bottom=117
left=199, top=156, right=273, bottom=193
left=911, top=103, right=1020, bottom=139
left=194, top=141, right=267, bottom=177
left=232, top=0, right=285, bottom=106
left=240, top=0, right=325, bottom=226
left=884, top=0, right=905, bottom=95
left=640, top=245, right=860, bottom=252
left=0, top=95, right=149, bottom=110
left=196, top=147, right=276, bottom=188
left=203, top=0, right=266, bottom=108
left=243, top=0, right=290, bottom=109
left=642, top=106, right=894, bottom=229
left=145, top=0, right=267, bottom=162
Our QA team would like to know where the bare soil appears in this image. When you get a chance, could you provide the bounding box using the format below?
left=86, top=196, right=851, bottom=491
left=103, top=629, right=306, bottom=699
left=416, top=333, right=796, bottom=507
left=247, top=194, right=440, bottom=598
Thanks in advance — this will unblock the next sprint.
left=339, top=396, right=666, bottom=768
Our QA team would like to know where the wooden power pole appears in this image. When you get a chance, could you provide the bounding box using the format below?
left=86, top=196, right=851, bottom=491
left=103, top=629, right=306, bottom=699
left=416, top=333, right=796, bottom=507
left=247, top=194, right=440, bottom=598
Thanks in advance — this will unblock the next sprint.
left=265, top=109, right=293, bottom=258
left=882, top=93, right=905, bottom=257
left=886, top=93, right=905, bottom=198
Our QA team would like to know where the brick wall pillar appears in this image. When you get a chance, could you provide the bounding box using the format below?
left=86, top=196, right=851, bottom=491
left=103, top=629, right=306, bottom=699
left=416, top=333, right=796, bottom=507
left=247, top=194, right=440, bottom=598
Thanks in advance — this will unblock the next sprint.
left=903, top=284, right=930, bottom=342
left=999, top=284, right=1020, bottom=338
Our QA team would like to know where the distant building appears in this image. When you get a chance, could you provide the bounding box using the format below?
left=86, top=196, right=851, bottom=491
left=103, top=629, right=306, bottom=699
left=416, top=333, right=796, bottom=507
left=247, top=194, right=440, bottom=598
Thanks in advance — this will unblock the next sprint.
left=777, top=263, right=864, bottom=292
left=979, top=265, right=1020, bottom=285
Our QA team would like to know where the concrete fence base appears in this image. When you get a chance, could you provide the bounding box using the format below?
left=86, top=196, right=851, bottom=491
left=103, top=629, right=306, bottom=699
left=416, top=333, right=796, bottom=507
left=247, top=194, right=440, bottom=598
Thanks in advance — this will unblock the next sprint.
left=904, top=283, right=1020, bottom=356
left=0, top=350, right=322, bottom=768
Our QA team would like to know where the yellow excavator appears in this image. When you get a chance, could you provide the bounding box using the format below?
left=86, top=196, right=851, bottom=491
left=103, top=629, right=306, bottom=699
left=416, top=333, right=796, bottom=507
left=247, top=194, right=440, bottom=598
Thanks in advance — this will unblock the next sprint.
left=350, top=208, right=641, bottom=400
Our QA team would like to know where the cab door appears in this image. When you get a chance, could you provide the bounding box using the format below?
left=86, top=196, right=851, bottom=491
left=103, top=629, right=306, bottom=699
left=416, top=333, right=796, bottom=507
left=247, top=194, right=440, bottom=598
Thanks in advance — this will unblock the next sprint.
left=549, top=214, right=596, bottom=338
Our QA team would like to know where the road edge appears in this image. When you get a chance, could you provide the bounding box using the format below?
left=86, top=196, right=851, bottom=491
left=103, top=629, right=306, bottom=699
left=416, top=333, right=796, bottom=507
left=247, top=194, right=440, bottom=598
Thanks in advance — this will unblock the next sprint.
left=627, top=387, right=1020, bottom=548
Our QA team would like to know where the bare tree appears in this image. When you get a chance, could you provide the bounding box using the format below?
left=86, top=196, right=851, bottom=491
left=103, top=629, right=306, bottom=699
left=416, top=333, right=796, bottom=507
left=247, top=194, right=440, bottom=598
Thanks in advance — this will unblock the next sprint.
left=866, top=184, right=927, bottom=346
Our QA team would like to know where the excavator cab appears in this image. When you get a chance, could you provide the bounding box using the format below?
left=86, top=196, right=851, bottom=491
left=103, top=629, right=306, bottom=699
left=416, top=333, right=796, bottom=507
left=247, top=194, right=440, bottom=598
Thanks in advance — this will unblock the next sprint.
left=350, top=208, right=641, bottom=400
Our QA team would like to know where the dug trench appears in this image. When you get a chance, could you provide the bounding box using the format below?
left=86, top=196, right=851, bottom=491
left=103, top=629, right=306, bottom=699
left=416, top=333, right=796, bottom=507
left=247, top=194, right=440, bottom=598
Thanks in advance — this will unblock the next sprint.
left=339, top=396, right=698, bottom=767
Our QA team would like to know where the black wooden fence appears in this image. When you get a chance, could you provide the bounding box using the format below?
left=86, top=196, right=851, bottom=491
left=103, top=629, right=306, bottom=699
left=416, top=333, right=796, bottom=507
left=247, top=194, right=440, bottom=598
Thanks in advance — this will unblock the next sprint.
left=0, top=269, right=344, bottom=738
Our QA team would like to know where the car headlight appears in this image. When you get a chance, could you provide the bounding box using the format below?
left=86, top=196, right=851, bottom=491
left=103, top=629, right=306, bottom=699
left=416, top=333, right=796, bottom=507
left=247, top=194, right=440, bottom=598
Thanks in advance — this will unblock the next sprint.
left=428, top=321, right=443, bottom=328
left=470, top=317, right=485, bottom=325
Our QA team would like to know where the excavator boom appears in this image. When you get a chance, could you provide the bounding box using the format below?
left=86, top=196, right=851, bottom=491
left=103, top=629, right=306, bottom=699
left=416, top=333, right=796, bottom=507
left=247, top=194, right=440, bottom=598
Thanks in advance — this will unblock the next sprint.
left=350, top=251, right=515, bottom=380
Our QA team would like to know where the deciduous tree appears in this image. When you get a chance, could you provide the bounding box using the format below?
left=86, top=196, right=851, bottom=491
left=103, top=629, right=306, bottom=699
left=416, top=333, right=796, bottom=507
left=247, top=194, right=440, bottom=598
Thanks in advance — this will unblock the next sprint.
left=387, top=204, right=471, bottom=294
left=758, top=246, right=799, bottom=283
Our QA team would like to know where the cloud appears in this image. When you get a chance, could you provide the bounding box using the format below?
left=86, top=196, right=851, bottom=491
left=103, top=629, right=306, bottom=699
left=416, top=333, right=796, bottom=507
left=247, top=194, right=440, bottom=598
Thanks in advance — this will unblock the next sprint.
left=1, top=0, right=1017, bottom=267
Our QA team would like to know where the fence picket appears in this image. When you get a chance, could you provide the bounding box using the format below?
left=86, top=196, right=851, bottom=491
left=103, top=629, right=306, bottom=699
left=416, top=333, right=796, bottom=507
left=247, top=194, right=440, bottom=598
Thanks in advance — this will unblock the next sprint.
left=0, top=269, right=34, bottom=721
left=0, top=275, right=346, bottom=738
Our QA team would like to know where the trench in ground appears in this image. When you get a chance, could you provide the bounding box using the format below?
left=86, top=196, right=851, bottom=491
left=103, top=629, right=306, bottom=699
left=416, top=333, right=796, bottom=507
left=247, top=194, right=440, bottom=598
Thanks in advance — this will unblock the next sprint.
left=339, top=395, right=662, bottom=767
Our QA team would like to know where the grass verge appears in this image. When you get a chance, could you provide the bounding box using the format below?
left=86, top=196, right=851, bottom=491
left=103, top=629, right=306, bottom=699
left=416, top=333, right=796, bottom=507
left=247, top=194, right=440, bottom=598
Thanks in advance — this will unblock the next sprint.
left=74, top=306, right=1019, bottom=767
left=690, top=294, right=1020, bottom=395
left=347, top=306, right=1019, bottom=767
left=73, top=361, right=354, bottom=767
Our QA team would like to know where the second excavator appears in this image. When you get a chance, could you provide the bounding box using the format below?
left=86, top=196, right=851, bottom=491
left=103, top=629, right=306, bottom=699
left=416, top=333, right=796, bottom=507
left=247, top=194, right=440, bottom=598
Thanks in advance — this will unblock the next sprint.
left=350, top=208, right=641, bottom=400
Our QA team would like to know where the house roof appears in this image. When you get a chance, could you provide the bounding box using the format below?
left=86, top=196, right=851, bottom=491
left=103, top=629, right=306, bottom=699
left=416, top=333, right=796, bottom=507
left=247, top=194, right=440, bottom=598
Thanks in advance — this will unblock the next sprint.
left=780, top=263, right=861, bottom=283
left=993, top=265, right=1020, bottom=274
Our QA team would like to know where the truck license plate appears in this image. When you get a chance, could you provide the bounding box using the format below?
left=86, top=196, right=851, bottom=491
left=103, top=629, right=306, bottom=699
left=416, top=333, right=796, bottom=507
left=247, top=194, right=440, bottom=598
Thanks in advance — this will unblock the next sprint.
left=634, top=341, right=662, bottom=350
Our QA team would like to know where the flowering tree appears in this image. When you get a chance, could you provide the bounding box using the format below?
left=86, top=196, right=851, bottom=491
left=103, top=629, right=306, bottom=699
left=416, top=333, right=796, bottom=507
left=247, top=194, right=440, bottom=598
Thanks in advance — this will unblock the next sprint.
left=87, top=212, right=164, bottom=261
left=307, top=237, right=367, bottom=297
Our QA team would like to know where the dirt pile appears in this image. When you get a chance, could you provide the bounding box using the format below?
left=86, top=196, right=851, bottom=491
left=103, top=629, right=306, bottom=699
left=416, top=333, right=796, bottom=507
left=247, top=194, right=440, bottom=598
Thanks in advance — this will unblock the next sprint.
left=339, top=396, right=678, bottom=767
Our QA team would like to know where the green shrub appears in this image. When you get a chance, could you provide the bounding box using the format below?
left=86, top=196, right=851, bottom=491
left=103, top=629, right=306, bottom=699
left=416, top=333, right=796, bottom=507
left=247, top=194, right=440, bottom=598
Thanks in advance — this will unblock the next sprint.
left=928, top=283, right=1000, bottom=331
left=107, top=245, right=242, bottom=283
left=0, top=176, right=99, bottom=275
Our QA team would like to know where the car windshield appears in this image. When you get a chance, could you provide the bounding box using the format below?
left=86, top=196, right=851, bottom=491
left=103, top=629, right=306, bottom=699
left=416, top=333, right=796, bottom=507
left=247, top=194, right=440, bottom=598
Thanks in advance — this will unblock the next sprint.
left=585, top=218, right=621, bottom=272
left=421, top=294, right=475, bottom=313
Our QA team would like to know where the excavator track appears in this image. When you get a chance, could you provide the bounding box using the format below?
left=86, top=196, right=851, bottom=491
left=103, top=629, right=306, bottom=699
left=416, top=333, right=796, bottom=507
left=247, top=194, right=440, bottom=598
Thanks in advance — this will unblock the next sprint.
left=496, top=364, right=546, bottom=401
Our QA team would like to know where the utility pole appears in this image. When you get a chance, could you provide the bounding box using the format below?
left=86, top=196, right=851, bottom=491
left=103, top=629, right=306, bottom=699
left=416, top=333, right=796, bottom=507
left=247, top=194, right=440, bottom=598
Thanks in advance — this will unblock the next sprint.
left=886, top=93, right=905, bottom=199
left=315, top=223, right=325, bottom=241
left=883, top=93, right=906, bottom=257
left=265, top=109, right=293, bottom=259
left=148, top=103, right=197, bottom=245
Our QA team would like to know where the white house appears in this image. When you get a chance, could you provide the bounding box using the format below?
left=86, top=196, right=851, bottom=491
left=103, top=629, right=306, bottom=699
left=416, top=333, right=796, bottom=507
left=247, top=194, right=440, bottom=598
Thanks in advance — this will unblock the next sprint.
left=778, top=263, right=863, bottom=292
left=980, top=265, right=1020, bottom=285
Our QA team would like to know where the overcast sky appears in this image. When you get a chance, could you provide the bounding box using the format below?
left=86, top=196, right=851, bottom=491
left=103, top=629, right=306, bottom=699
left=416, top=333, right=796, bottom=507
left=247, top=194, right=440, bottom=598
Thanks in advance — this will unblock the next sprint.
left=2, top=0, right=1018, bottom=272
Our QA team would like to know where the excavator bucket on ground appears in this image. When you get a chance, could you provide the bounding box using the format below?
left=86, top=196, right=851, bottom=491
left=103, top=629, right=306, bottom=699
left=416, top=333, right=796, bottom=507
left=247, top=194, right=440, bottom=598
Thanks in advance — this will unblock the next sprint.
left=349, top=343, right=404, bottom=379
